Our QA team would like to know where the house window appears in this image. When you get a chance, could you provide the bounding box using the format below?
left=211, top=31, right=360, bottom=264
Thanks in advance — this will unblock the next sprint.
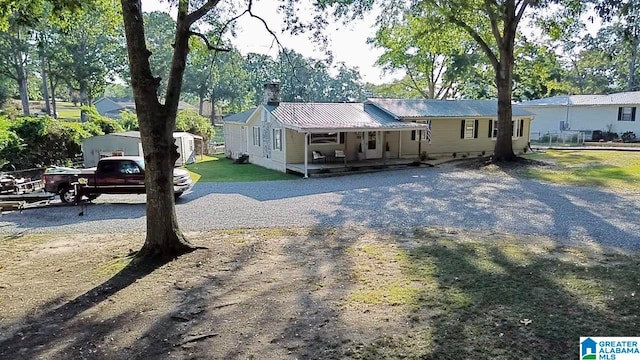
left=618, top=107, right=636, bottom=121
left=461, top=119, right=478, bottom=139
left=489, top=119, right=498, bottom=139
left=489, top=119, right=524, bottom=139
left=252, top=126, right=261, bottom=146
left=309, top=132, right=339, bottom=144
left=411, top=130, right=426, bottom=141
left=273, top=128, right=282, bottom=150
left=367, top=131, right=376, bottom=149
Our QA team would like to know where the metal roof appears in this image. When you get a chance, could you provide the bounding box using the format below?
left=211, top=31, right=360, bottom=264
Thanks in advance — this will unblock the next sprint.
left=224, top=107, right=256, bottom=124
left=366, top=98, right=533, bottom=118
left=520, top=91, right=640, bottom=106
left=265, top=103, right=428, bottom=132
left=110, top=131, right=202, bottom=139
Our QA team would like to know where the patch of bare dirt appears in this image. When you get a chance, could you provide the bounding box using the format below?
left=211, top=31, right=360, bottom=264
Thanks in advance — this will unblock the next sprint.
left=0, top=227, right=625, bottom=359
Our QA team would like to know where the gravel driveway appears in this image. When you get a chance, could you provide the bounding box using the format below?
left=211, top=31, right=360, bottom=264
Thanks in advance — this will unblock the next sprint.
left=2, top=167, right=639, bottom=250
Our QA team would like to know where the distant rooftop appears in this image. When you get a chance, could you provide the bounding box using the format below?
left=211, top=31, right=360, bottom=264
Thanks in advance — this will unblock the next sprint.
left=224, top=108, right=256, bottom=124
left=520, top=91, right=640, bottom=106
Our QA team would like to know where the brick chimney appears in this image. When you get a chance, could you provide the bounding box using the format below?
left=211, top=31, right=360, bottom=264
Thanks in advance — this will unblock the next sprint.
left=263, top=83, right=280, bottom=105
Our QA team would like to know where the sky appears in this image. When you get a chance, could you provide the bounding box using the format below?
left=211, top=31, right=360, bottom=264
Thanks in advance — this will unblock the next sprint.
left=141, top=0, right=396, bottom=85
left=141, top=1, right=603, bottom=86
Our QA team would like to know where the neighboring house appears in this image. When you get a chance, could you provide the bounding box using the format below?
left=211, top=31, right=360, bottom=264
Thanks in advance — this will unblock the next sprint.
left=82, top=131, right=202, bottom=167
left=93, top=97, right=197, bottom=118
left=224, top=83, right=534, bottom=177
left=520, top=91, right=640, bottom=139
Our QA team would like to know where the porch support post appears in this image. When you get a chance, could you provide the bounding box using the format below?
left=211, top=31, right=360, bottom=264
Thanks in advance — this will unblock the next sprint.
left=304, top=132, right=309, bottom=178
left=382, top=130, right=386, bottom=166
left=399, top=130, right=402, bottom=159
left=343, top=131, right=348, bottom=166
left=418, top=130, right=422, bottom=161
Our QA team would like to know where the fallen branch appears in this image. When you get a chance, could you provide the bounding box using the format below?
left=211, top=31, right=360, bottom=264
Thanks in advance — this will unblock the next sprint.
left=173, top=333, right=219, bottom=347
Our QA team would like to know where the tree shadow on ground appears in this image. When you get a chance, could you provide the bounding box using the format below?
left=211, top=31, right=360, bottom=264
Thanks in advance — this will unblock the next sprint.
left=0, top=255, right=171, bottom=359
left=352, top=237, right=639, bottom=359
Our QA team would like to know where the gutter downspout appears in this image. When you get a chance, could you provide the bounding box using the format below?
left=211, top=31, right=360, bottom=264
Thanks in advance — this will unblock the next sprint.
left=304, top=132, right=309, bottom=178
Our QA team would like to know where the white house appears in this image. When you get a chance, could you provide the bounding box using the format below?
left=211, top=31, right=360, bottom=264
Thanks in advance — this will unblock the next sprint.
left=520, top=91, right=639, bottom=140
left=82, top=131, right=202, bottom=167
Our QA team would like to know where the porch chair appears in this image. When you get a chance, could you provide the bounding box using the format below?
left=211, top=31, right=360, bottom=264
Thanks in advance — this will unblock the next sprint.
left=335, top=149, right=346, bottom=165
left=312, top=151, right=326, bottom=163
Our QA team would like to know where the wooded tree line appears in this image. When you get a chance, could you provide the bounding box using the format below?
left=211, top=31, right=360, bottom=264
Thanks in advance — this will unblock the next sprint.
left=0, top=0, right=637, bottom=121
left=0, top=5, right=367, bottom=119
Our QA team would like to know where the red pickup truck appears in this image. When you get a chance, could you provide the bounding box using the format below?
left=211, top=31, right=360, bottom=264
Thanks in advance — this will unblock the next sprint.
left=42, top=156, right=193, bottom=203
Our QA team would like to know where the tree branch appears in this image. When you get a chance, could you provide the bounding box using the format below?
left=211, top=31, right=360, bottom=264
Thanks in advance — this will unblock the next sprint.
left=188, top=31, right=230, bottom=52
left=484, top=0, right=503, bottom=45
left=514, top=0, right=530, bottom=26
left=448, top=15, right=500, bottom=70
left=186, top=0, right=222, bottom=26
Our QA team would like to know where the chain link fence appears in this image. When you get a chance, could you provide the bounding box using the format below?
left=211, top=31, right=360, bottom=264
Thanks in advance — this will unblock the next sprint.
left=530, top=131, right=587, bottom=147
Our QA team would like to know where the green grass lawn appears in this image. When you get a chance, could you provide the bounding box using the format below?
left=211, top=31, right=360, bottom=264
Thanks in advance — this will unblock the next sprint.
left=54, top=102, right=82, bottom=121
left=185, top=155, right=298, bottom=182
left=522, top=150, right=640, bottom=192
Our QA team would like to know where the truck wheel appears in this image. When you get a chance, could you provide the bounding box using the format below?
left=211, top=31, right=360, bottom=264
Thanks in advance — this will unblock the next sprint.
left=174, top=192, right=183, bottom=201
left=59, top=187, right=76, bottom=203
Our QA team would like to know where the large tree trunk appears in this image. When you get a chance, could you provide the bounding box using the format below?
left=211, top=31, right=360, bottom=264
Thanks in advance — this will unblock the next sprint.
left=121, top=0, right=194, bottom=259
left=490, top=1, right=519, bottom=163
left=17, top=64, right=30, bottom=116
left=493, top=48, right=517, bottom=161
left=628, top=37, right=639, bottom=91
left=41, top=54, right=51, bottom=116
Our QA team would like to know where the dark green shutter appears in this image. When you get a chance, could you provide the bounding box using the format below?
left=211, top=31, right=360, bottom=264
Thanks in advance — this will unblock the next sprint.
left=618, top=107, right=623, bottom=121
left=461, top=120, right=465, bottom=139
left=488, top=119, right=493, bottom=138
left=474, top=120, right=479, bottom=138
left=519, top=119, right=524, bottom=137
left=339, top=132, right=345, bottom=144
left=411, top=130, right=416, bottom=141
left=632, top=107, right=637, bottom=121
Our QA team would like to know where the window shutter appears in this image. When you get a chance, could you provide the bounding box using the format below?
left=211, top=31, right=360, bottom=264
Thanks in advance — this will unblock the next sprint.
left=488, top=119, right=493, bottom=138
left=474, top=119, right=479, bottom=138
left=618, top=107, right=623, bottom=121
left=633, top=107, right=637, bottom=121
left=411, top=130, right=416, bottom=141
left=519, top=119, right=524, bottom=137
left=460, top=120, right=465, bottom=139
left=339, top=132, right=345, bottom=144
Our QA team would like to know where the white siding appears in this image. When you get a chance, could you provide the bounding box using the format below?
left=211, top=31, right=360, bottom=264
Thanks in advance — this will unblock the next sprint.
left=524, top=104, right=640, bottom=135
left=82, top=134, right=142, bottom=167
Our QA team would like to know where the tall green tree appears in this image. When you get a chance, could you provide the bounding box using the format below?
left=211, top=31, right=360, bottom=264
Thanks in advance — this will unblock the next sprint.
left=301, top=0, right=585, bottom=161
left=121, top=0, right=246, bottom=258
left=0, top=17, right=32, bottom=115
left=55, top=1, right=124, bottom=117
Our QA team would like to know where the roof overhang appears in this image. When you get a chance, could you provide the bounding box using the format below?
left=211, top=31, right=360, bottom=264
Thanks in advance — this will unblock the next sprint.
left=285, top=124, right=429, bottom=133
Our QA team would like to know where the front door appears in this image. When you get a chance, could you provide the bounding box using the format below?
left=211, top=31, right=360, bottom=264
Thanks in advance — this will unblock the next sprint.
left=365, top=131, right=381, bottom=159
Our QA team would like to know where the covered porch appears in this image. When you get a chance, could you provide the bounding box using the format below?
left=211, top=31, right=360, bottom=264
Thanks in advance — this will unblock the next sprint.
left=286, top=157, right=423, bottom=177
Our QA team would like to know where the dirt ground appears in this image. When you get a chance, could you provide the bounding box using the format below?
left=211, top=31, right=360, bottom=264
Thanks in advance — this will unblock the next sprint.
left=0, top=228, right=536, bottom=359
left=0, top=225, right=580, bottom=360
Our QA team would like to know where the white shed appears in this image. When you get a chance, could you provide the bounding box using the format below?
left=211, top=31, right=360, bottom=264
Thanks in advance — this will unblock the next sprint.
left=82, top=131, right=203, bottom=167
